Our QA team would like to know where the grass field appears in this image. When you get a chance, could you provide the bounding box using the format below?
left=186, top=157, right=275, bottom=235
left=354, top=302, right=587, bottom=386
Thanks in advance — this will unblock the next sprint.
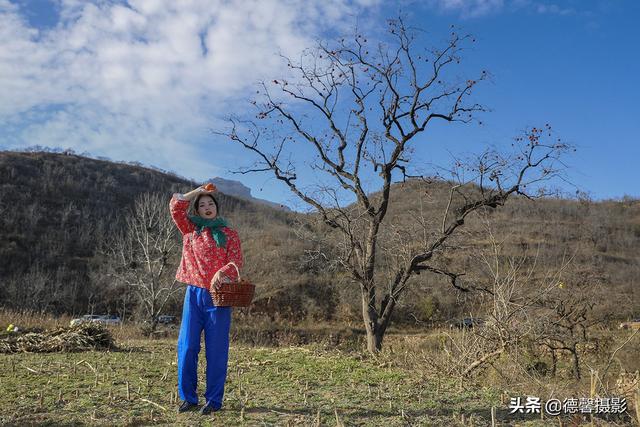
left=0, top=339, right=497, bottom=426
left=0, top=318, right=637, bottom=426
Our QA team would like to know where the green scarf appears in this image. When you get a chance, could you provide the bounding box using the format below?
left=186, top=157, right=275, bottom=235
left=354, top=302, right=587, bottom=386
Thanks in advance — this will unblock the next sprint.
left=189, top=216, right=228, bottom=248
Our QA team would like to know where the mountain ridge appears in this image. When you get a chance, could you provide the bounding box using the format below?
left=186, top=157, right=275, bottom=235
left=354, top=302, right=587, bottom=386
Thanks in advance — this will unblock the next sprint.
left=0, top=150, right=637, bottom=323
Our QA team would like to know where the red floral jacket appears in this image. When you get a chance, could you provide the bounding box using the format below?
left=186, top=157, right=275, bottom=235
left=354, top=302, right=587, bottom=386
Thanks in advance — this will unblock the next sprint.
left=169, top=194, right=243, bottom=289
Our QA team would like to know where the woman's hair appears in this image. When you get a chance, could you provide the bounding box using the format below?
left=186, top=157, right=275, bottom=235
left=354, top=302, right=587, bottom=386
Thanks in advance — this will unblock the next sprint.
left=193, top=193, right=220, bottom=216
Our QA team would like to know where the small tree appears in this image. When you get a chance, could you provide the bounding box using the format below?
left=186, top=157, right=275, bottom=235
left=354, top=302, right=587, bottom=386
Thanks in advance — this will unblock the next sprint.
left=4, top=264, right=60, bottom=313
left=535, top=274, right=600, bottom=379
left=221, top=19, right=570, bottom=352
left=437, top=223, right=600, bottom=381
left=110, top=193, right=182, bottom=334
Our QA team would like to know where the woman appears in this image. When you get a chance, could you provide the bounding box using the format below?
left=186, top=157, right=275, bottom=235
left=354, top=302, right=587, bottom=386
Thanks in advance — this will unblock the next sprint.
left=169, top=184, right=243, bottom=415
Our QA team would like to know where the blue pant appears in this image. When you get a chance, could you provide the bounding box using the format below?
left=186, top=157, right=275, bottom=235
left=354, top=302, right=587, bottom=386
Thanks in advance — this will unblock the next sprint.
left=177, top=285, right=232, bottom=407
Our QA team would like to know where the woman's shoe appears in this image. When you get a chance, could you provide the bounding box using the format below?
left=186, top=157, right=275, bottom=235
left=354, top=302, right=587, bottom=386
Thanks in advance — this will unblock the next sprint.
left=200, top=401, right=221, bottom=415
left=178, top=400, right=199, bottom=413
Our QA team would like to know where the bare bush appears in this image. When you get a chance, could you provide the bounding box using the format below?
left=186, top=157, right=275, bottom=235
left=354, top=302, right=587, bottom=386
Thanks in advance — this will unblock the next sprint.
left=106, top=193, right=182, bottom=334
left=434, top=219, right=599, bottom=382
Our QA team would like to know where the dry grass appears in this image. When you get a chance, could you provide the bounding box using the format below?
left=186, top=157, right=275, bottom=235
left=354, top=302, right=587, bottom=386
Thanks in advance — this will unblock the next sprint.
left=0, top=309, right=72, bottom=331
left=378, top=325, right=640, bottom=423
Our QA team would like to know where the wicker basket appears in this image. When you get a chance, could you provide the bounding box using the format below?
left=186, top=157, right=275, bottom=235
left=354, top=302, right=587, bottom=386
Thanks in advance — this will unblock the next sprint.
left=209, top=262, right=255, bottom=307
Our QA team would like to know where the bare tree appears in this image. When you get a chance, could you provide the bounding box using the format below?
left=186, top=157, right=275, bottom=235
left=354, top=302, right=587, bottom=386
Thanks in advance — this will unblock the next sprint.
left=109, top=193, right=182, bottom=333
left=220, top=19, right=571, bottom=352
left=5, top=264, right=61, bottom=313
left=534, top=272, right=601, bottom=380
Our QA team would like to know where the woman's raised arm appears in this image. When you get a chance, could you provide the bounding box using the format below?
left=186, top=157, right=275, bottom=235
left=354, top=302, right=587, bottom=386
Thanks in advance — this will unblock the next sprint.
left=169, top=185, right=215, bottom=235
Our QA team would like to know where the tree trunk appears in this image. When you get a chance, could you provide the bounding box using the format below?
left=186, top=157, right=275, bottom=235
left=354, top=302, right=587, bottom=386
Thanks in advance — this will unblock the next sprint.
left=364, top=319, right=384, bottom=353
left=361, top=287, right=387, bottom=353
left=570, top=344, right=581, bottom=379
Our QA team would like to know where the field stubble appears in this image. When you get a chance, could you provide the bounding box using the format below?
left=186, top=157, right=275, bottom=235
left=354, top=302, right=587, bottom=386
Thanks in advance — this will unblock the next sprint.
left=0, top=312, right=637, bottom=426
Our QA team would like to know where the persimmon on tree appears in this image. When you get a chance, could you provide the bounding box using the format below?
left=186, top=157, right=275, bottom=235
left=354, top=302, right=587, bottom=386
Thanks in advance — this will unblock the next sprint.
left=219, top=19, right=570, bottom=352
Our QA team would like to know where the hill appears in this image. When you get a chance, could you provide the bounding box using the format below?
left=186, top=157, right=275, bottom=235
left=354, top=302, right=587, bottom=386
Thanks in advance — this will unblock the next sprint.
left=382, top=179, right=639, bottom=322
left=0, top=151, right=332, bottom=318
left=0, top=150, right=637, bottom=324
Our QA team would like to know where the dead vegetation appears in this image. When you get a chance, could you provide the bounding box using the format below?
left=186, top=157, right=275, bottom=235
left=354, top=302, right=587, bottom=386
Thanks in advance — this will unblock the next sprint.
left=0, top=322, right=116, bottom=353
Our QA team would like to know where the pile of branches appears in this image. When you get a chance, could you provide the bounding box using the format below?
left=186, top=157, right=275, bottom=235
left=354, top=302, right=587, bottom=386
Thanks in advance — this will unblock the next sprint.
left=0, top=323, right=116, bottom=353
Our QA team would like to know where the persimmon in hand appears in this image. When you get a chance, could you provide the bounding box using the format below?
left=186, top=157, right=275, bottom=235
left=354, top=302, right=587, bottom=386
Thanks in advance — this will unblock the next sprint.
left=203, top=183, right=217, bottom=192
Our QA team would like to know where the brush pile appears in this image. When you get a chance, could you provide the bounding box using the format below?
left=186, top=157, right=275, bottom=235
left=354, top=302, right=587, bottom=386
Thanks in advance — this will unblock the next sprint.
left=0, top=322, right=116, bottom=353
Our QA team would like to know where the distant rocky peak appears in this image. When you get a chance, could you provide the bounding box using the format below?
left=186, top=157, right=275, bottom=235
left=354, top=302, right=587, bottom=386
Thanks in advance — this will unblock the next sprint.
left=207, top=177, right=290, bottom=211
left=210, top=177, right=252, bottom=199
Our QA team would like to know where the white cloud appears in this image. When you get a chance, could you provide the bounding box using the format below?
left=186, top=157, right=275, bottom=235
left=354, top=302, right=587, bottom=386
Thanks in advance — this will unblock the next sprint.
left=426, top=0, right=577, bottom=18
left=0, top=0, right=381, bottom=181
left=535, top=3, right=575, bottom=16
left=427, top=0, right=505, bottom=18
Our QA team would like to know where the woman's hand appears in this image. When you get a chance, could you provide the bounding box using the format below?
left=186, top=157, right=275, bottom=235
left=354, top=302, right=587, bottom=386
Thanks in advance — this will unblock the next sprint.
left=183, top=184, right=216, bottom=200
left=210, top=270, right=230, bottom=290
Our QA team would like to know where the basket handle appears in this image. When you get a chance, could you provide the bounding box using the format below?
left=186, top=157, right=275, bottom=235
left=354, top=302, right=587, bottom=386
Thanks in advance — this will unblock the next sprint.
left=226, top=261, right=241, bottom=281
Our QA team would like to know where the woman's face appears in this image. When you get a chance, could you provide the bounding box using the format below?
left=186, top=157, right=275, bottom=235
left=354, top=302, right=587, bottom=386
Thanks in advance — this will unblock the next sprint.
left=197, top=195, right=217, bottom=219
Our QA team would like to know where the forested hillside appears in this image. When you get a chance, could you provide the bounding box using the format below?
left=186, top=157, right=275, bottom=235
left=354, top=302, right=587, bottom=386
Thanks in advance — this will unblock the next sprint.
left=0, top=151, right=637, bottom=324
left=0, top=151, right=330, bottom=318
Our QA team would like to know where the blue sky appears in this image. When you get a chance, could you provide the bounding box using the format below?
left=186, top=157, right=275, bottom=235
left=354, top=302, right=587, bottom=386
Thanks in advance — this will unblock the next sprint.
left=1, top=0, right=638, bottom=207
